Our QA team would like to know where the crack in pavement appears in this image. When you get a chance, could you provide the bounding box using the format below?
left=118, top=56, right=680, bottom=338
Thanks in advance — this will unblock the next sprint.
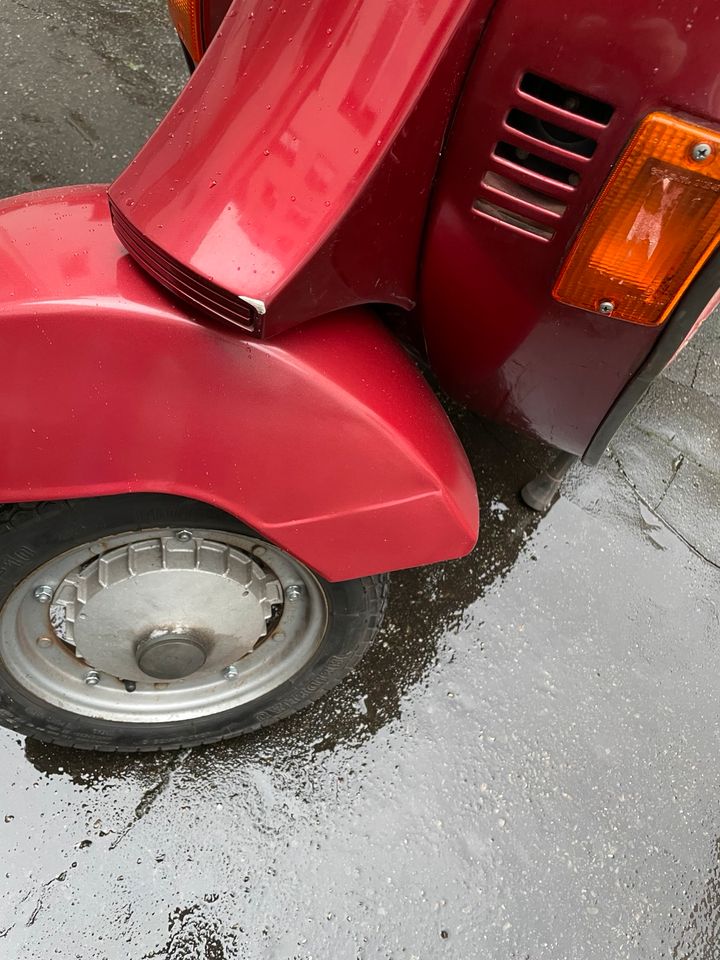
left=608, top=448, right=720, bottom=574
left=109, top=748, right=191, bottom=851
left=691, top=350, right=702, bottom=389
left=25, top=869, right=68, bottom=928
left=654, top=451, right=685, bottom=512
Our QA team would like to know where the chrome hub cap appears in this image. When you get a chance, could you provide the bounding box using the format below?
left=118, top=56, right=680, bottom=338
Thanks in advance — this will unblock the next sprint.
left=50, top=536, right=282, bottom=682
left=0, top=528, right=327, bottom=723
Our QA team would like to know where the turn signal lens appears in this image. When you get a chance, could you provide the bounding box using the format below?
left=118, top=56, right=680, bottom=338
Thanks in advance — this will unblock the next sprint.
left=167, top=0, right=204, bottom=63
left=553, top=113, right=720, bottom=326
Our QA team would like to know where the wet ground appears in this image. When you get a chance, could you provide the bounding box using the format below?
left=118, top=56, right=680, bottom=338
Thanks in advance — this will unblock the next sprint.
left=2, top=2, right=720, bottom=957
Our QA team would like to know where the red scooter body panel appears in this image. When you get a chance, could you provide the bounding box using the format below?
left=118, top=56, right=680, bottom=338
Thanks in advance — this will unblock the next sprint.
left=108, top=0, right=493, bottom=337
left=0, top=186, right=478, bottom=580
left=420, top=0, right=720, bottom=453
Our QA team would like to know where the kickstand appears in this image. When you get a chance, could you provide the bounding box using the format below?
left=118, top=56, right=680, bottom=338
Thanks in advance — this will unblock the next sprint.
left=520, top=451, right=579, bottom=513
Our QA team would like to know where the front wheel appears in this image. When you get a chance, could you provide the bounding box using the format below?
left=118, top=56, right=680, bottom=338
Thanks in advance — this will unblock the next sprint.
left=0, top=496, right=387, bottom=752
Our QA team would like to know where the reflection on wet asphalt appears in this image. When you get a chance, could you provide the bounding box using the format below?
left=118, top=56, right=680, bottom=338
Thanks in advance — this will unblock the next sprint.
left=3, top=2, right=720, bottom=957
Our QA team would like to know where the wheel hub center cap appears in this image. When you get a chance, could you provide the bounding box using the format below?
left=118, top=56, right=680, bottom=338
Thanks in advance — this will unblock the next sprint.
left=50, top=535, right=282, bottom=681
left=136, top=630, right=208, bottom=680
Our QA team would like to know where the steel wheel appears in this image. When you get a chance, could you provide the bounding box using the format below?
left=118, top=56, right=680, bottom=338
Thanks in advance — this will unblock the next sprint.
left=1, top=527, right=327, bottom=723
left=0, top=496, right=388, bottom=750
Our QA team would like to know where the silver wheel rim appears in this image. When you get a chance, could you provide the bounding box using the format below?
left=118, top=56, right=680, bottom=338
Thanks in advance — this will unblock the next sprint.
left=0, top=527, right=327, bottom=723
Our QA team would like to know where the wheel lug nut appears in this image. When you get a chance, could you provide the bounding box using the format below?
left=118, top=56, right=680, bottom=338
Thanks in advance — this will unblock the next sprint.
left=175, top=529, right=193, bottom=542
left=223, top=665, right=239, bottom=680
left=84, top=670, right=101, bottom=686
left=33, top=585, right=53, bottom=603
left=286, top=584, right=303, bottom=602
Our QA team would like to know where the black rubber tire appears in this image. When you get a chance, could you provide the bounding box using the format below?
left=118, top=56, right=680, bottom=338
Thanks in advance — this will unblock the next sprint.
left=0, top=496, right=388, bottom=752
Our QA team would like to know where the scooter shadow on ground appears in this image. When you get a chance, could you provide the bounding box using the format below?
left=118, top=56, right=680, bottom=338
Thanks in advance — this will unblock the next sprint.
left=22, top=403, right=552, bottom=784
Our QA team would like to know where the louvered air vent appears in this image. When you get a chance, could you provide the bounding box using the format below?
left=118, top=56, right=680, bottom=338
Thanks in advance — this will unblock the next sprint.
left=519, top=73, right=614, bottom=125
left=472, top=73, right=614, bottom=241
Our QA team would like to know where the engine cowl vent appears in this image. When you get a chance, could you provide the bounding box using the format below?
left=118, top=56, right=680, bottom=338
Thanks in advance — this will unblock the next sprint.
left=472, top=73, right=614, bottom=241
left=519, top=73, right=614, bottom=125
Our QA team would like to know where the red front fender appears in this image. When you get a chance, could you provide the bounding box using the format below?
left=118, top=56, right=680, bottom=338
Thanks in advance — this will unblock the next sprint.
left=0, top=186, right=478, bottom=580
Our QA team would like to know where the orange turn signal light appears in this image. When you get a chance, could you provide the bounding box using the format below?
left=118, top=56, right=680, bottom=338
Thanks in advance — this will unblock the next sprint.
left=167, top=0, right=204, bottom=64
left=553, top=112, right=720, bottom=326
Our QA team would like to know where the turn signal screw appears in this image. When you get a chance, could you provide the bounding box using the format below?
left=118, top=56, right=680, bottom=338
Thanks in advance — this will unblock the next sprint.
left=286, top=585, right=303, bottom=602
left=84, top=670, right=101, bottom=686
left=599, top=300, right=615, bottom=315
left=223, top=665, right=239, bottom=680
left=691, top=142, right=712, bottom=162
left=33, top=585, right=53, bottom=603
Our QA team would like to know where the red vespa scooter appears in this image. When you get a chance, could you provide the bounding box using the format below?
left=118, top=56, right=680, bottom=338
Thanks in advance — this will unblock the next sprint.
left=0, top=0, right=719, bottom=751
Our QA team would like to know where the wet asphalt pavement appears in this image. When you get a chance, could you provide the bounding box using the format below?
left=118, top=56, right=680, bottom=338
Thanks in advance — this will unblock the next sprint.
left=3, top=2, right=720, bottom=957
